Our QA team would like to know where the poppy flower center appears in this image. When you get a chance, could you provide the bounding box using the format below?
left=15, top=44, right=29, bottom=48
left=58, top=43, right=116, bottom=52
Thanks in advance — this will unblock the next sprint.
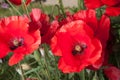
left=72, top=43, right=87, bottom=55
left=9, top=37, right=24, bottom=50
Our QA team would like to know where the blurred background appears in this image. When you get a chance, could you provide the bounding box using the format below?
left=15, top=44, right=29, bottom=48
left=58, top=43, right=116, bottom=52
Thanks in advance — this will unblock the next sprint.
left=0, top=0, right=78, bottom=17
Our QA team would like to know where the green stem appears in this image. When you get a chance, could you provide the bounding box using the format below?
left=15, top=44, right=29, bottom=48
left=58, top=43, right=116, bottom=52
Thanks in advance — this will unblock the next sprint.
left=34, top=50, right=41, bottom=62
left=6, top=0, right=21, bottom=15
left=35, top=45, right=52, bottom=80
left=22, top=0, right=30, bottom=17
left=97, top=8, right=103, bottom=17
left=43, top=44, right=52, bottom=80
left=78, top=0, right=85, bottom=10
left=58, top=0, right=66, bottom=17
left=34, top=71, right=42, bottom=80
left=79, top=70, right=85, bottom=80
left=98, top=70, right=105, bottom=80
left=114, top=54, right=120, bottom=68
left=18, top=63, right=25, bottom=80
left=9, top=8, right=14, bottom=16
left=78, top=0, right=81, bottom=9
left=38, top=56, right=52, bottom=80
left=53, top=56, right=61, bottom=79
left=39, top=0, right=44, bottom=11
left=49, top=5, right=60, bottom=21
left=43, top=44, right=60, bottom=80
left=88, top=70, right=94, bottom=80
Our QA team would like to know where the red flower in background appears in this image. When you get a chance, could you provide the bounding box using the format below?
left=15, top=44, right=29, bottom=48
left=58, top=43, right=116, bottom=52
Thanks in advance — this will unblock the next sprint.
left=50, top=9, right=110, bottom=73
left=29, top=8, right=59, bottom=44
left=104, top=66, right=120, bottom=80
left=84, top=0, right=120, bottom=16
left=9, top=0, right=31, bottom=5
left=0, top=16, right=41, bottom=66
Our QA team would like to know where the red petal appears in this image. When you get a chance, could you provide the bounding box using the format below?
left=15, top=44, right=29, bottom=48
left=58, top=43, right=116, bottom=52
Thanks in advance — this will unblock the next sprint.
left=101, top=0, right=120, bottom=6
left=50, top=36, right=62, bottom=56
left=42, top=20, right=59, bottom=44
left=9, top=53, right=24, bottom=66
left=58, top=58, right=85, bottom=73
left=25, top=30, right=41, bottom=54
left=89, top=38, right=102, bottom=68
left=92, top=15, right=110, bottom=69
left=4, top=21, right=28, bottom=41
left=57, top=33, right=75, bottom=66
left=84, top=0, right=103, bottom=9
left=59, top=20, right=93, bottom=37
left=30, top=8, right=41, bottom=22
left=73, top=9, right=98, bottom=32
left=1, top=16, right=29, bottom=27
left=105, top=7, right=120, bottom=16
left=0, top=43, right=10, bottom=58
left=97, top=15, right=110, bottom=48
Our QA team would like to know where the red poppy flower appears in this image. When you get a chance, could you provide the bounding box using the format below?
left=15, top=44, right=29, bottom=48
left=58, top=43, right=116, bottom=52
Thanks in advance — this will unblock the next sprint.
left=84, top=0, right=120, bottom=16
left=104, top=66, right=120, bottom=80
left=0, top=16, right=41, bottom=66
left=9, top=0, right=31, bottom=5
left=50, top=9, right=110, bottom=73
left=51, top=20, right=102, bottom=73
left=29, top=8, right=59, bottom=44
left=73, top=9, right=110, bottom=69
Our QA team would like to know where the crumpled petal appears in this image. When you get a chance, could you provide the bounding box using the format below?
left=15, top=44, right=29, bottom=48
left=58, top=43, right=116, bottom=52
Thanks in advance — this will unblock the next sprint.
left=73, top=9, right=98, bottom=32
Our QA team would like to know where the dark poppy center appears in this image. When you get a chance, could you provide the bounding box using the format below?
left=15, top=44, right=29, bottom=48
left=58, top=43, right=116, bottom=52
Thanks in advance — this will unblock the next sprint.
left=72, top=43, right=87, bottom=55
left=9, top=37, right=24, bottom=50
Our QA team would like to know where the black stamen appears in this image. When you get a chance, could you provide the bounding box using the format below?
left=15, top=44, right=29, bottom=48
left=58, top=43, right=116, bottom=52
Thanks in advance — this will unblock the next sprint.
left=9, top=37, right=24, bottom=50
left=72, top=43, right=87, bottom=55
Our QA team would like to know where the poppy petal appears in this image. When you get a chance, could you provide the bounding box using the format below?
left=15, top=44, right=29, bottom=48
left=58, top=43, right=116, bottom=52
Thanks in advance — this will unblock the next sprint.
left=97, top=15, right=110, bottom=48
left=30, top=8, right=41, bottom=22
left=101, top=0, right=120, bottom=6
left=0, top=43, right=10, bottom=58
left=84, top=0, right=103, bottom=9
left=73, top=9, right=98, bottom=32
left=58, top=58, right=85, bottom=73
left=105, top=7, right=120, bottom=16
left=9, top=52, right=24, bottom=66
